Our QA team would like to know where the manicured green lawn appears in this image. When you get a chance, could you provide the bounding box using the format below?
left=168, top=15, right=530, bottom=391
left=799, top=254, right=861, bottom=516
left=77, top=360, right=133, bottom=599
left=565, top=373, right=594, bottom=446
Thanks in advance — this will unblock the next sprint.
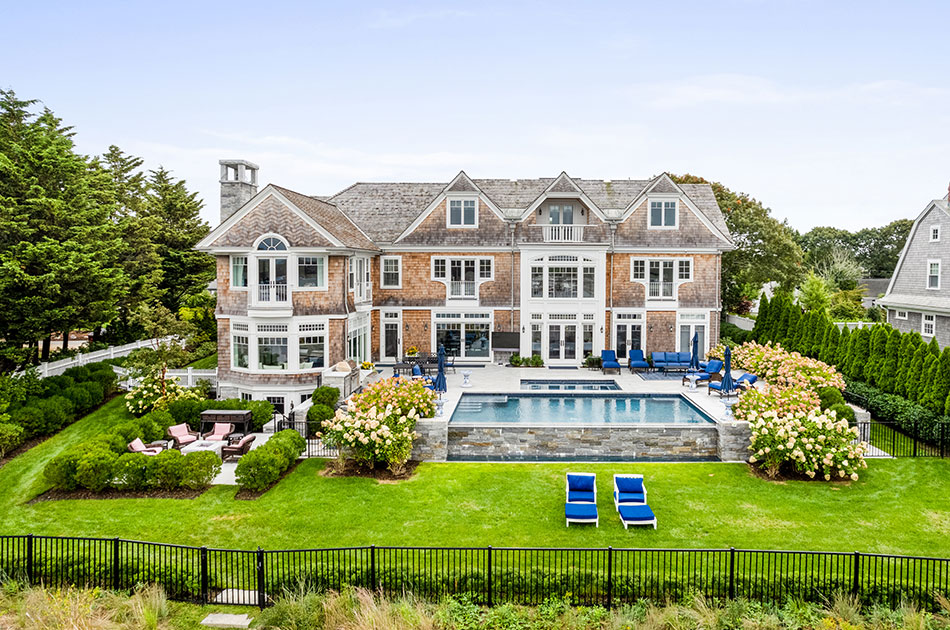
left=2, top=397, right=950, bottom=556
left=186, top=352, right=217, bottom=369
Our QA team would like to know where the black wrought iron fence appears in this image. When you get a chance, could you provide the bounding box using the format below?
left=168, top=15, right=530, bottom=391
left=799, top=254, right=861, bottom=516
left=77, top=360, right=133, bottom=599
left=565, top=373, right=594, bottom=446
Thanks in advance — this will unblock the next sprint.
left=856, top=420, right=949, bottom=458
left=273, top=418, right=339, bottom=458
left=2, top=536, right=948, bottom=611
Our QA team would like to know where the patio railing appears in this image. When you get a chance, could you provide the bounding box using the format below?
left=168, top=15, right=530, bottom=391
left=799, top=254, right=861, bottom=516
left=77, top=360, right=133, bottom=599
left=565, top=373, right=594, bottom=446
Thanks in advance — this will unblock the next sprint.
left=1, top=535, right=948, bottom=611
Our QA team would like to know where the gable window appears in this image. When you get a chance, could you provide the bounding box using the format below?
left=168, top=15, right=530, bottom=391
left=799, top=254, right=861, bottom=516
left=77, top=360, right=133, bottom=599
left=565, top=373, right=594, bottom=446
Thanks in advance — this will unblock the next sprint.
left=448, top=199, right=477, bottom=227
left=479, top=258, right=493, bottom=279
left=257, top=237, right=287, bottom=251
left=923, top=314, right=936, bottom=337
left=895, top=310, right=908, bottom=320
left=928, top=260, right=941, bottom=289
left=649, top=200, right=677, bottom=228
left=297, top=256, right=325, bottom=288
left=678, top=260, right=692, bottom=281
left=631, top=259, right=645, bottom=280
left=550, top=204, right=574, bottom=225
left=381, top=256, right=402, bottom=289
left=231, top=256, right=248, bottom=288
left=932, top=226, right=941, bottom=242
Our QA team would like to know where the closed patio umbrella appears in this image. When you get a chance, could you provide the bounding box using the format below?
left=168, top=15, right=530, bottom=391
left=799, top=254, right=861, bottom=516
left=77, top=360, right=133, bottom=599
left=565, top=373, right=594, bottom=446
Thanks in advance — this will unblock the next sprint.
left=433, top=344, right=447, bottom=394
left=689, top=333, right=701, bottom=372
left=720, top=346, right=736, bottom=394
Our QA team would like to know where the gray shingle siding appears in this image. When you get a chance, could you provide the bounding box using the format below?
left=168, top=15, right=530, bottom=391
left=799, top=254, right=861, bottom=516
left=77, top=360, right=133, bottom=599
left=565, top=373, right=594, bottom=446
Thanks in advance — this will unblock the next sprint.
left=888, top=309, right=950, bottom=348
left=888, top=206, right=949, bottom=298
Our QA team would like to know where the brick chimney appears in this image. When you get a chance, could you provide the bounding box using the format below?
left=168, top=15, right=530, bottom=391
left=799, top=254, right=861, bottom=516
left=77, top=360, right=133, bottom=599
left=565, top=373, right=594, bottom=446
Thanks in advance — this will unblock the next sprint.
left=219, top=159, right=259, bottom=223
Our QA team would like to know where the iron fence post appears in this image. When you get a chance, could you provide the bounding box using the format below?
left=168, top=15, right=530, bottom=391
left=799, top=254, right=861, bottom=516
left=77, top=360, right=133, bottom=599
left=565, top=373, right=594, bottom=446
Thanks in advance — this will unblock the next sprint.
left=112, top=538, right=120, bottom=590
left=913, top=422, right=919, bottom=457
left=370, top=545, right=377, bottom=592
left=852, top=551, right=861, bottom=597
left=606, top=547, right=613, bottom=610
left=942, top=423, right=947, bottom=459
left=728, top=547, right=736, bottom=599
left=256, top=547, right=265, bottom=609
left=26, top=534, right=33, bottom=586
left=487, top=546, right=493, bottom=607
left=200, top=547, right=209, bottom=604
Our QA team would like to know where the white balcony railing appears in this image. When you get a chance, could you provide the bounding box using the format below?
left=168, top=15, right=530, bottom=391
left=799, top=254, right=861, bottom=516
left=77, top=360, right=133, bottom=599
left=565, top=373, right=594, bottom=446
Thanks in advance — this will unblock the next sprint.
left=257, top=282, right=289, bottom=303
left=542, top=224, right=586, bottom=243
left=449, top=280, right=477, bottom=299
left=648, top=281, right=674, bottom=299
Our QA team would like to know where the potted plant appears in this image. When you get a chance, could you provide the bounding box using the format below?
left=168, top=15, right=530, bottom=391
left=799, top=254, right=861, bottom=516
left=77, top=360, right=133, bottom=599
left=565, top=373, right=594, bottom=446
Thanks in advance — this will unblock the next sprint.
left=405, top=346, right=418, bottom=357
left=509, top=353, right=523, bottom=367
left=529, top=354, right=544, bottom=367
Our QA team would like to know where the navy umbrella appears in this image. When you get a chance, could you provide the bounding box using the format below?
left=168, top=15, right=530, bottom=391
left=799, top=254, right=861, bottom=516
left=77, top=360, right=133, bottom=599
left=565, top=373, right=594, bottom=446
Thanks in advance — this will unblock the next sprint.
left=720, top=346, right=736, bottom=394
left=689, top=333, right=701, bottom=372
left=433, top=344, right=448, bottom=393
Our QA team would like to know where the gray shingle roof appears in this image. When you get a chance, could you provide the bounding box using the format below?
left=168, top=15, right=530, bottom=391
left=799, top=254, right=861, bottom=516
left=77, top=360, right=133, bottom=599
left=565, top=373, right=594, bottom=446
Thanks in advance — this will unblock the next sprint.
left=327, top=182, right=444, bottom=243
left=272, top=185, right=378, bottom=251
left=679, top=183, right=731, bottom=237
left=878, top=293, right=950, bottom=313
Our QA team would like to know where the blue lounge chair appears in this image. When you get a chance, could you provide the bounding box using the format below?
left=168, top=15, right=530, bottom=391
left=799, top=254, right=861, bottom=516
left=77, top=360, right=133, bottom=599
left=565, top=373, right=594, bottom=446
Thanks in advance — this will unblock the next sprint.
left=736, top=373, right=758, bottom=390
left=618, top=504, right=657, bottom=529
left=613, top=474, right=647, bottom=510
left=708, top=380, right=738, bottom=397
left=628, top=349, right=650, bottom=373
left=682, top=359, right=723, bottom=387
left=565, top=472, right=598, bottom=527
left=601, top=350, right=622, bottom=374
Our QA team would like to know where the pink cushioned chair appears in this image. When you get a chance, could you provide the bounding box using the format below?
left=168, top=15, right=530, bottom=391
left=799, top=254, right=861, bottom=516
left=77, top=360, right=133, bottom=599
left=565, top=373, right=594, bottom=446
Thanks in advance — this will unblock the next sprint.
left=203, top=422, right=234, bottom=442
left=128, top=438, right=163, bottom=456
left=167, top=423, right=199, bottom=449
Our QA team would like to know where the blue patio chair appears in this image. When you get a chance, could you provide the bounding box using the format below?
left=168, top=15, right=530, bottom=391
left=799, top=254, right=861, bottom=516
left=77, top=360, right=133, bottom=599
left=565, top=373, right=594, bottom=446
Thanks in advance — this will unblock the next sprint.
left=628, top=349, right=650, bottom=373
left=613, top=474, right=647, bottom=510
left=565, top=472, right=598, bottom=527
left=411, top=364, right=423, bottom=378
left=618, top=504, right=657, bottom=529
left=565, top=503, right=599, bottom=527
left=708, top=380, right=738, bottom=397
left=736, top=373, right=758, bottom=390
left=601, top=350, right=622, bottom=374
left=683, top=359, right=724, bottom=387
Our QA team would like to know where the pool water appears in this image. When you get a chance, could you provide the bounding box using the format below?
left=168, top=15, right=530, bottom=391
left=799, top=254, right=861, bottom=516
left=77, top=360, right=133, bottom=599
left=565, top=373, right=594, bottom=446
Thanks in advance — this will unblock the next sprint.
left=520, top=379, right=620, bottom=391
left=450, top=393, right=715, bottom=425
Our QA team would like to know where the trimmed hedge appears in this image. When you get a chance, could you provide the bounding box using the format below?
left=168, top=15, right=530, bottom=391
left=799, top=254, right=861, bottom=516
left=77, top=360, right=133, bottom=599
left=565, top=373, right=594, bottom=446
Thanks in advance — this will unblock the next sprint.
left=844, top=379, right=949, bottom=444
left=235, top=429, right=305, bottom=492
left=166, top=398, right=274, bottom=432
left=311, top=386, right=340, bottom=408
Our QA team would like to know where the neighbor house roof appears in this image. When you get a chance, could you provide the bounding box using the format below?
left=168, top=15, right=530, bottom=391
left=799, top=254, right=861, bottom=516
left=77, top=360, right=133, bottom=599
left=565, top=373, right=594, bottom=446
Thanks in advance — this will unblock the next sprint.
left=877, top=293, right=950, bottom=312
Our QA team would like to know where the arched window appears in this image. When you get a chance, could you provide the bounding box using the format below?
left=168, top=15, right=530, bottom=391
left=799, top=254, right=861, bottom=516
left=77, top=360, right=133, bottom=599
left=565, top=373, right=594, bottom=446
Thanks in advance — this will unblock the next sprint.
left=257, top=237, right=287, bottom=251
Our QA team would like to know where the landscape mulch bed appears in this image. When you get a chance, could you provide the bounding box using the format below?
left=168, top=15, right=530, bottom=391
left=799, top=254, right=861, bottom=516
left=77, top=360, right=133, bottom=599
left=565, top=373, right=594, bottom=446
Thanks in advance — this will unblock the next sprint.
left=319, top=459, right=419, bottom=483
left=30, top=487, right=207, bottom=503
left=0, top=436, right=52, bottom=470
left=746, top=463, right=852, bottom=485
left=233, top=461, right=303, bottom=500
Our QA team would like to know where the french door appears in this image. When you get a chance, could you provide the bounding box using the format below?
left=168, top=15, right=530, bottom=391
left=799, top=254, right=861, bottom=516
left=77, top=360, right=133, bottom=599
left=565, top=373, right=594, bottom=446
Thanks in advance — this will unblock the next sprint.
left=546, top=323, right=577, bottom=364
left=257, top=257, right=288, bottom=303
left=381, top=312, right=402, bottom=361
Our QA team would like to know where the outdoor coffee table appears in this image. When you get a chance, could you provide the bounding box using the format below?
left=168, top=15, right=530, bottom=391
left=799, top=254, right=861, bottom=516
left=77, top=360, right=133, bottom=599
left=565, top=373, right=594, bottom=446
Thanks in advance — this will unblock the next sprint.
left=181, top=440, right=225, bottom=457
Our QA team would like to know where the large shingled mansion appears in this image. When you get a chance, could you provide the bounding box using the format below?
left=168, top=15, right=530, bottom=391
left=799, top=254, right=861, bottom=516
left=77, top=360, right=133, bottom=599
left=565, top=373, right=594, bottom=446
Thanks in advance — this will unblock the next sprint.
left=197, top=160, right=734, bottom=411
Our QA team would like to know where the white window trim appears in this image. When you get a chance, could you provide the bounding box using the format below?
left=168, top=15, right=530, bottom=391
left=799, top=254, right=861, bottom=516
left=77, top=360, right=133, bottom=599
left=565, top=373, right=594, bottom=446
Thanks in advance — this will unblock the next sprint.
left=446, top=196, right=479, bottom=229
left=348, top=255, right=372, bottom=302
left=612, top=309, right=647, bottom=358
left=931, top=225, right=941, bottom=242
left=922, top=313, right=936, bottom=337
left=927, top=259, right=941, bottom=290
left=430, top=310, right=494, bottom=361
left=380, top=255, right=403, bottom=289
left=294, top=254, right=328, bottom=292
left=529, top=255, right=597, bottom=301
left=647, top=198, right=678, bottom=230
left=430, top=255, right=494, bottom=296
left=677, top=259, right=693, bottom=281
left=230, top=255, right=248, bottom=291
left=676, top=310, right=711, bottom=354
left=895, top=310, right=908, bottom=320
left=630, top=256, right=694, bottom=300
left=227, top=318, right=330, bottom=375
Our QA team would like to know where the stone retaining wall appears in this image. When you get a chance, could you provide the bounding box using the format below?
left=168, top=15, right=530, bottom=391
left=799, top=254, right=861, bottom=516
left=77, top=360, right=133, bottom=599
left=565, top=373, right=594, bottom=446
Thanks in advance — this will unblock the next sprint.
left=412, top=418, right=448, bottom=461
left=716, top=420, right=751, bottom=462
left=445, top=424, right=719, bottom=461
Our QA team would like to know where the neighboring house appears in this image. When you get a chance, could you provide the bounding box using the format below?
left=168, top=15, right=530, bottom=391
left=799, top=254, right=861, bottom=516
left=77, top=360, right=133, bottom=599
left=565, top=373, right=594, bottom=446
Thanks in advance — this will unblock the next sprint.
left=196, top=160, right=734, bottom=410
left=879, top=186, right=950, bottom=347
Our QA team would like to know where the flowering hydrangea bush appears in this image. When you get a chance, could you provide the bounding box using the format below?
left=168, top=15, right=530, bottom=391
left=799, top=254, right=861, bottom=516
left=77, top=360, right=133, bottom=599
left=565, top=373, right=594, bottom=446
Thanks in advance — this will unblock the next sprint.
left=709, top=342, right=844, bottom=392
left=741, top=394, right=868, bottom=481
left=124, top=373, right=202, bottom=415
left=317, top=377, right=435, bottom=475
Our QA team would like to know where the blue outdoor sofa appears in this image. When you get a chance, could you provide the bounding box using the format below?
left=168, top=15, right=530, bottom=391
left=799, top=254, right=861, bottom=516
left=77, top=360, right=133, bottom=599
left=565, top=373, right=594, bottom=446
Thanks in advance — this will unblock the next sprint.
left=651, top=352, right=692, bottom=371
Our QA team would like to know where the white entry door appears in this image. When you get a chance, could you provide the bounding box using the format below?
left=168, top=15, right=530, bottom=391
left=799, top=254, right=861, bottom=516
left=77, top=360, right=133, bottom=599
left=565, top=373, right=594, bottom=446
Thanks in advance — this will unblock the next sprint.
left=381, top=312, right=402, bottom=361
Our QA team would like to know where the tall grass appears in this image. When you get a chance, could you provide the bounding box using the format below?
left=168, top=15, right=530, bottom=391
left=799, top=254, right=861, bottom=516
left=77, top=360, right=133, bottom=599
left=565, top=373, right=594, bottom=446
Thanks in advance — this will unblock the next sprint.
left=0, top=584, right=170, bottom=630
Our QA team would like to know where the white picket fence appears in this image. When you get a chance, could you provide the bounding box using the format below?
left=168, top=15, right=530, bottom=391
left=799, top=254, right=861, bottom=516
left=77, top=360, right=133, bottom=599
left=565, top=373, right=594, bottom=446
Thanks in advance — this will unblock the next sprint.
left=24, top=337, right=174, bottom=378
left=111, top=365, right=218, bottom=390
left=726, top=314, right=876, bottom=332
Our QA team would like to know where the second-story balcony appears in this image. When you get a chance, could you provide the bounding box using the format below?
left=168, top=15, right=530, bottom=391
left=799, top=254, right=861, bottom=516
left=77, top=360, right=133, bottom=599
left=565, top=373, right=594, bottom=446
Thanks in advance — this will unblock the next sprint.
left=542, top=224, right=586, bottom=243
left=449, top=280, right=477, bottom=299
left=257, top=282, right=289, bottom=304
left=648, top=281, right=674, bottom=300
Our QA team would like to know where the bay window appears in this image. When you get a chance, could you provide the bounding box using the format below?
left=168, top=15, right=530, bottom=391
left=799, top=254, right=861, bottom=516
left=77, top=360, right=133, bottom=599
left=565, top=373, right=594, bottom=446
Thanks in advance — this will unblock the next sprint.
left=299, top=335, right=325, bottom=369
left=258, top=337, right=288, bottom=369
left=232, top=335, right=249, bottom=368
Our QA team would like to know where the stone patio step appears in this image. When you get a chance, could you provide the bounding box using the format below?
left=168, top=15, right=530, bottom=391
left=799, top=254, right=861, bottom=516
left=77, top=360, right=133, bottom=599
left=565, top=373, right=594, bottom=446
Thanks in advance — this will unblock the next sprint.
left=201, top=612, right=252, bottom=628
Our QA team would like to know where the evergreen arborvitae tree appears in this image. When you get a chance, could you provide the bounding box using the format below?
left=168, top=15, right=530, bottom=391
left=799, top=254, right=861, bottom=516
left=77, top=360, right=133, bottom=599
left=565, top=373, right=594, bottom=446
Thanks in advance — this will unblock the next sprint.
left=916, top=353, right=939, bottom=404
left=836, top=325, right=852, bottom=368
left=905, top=345, right=928, bottom=402
left=925, top=347, right=950, bottom=414
left=878, top=328, right=901, bottom=394
left=863, top=325, right=889, bottom=386
left=751, top=294, right=770, bottom=343
left=928, top=336, right=941, bottom=358
left=895, top=332, right=922, bottom=397
left=820, top=322, right=840, bottom=365
left=772, top=296, right=791, bottom=346
left=847, top=327, right=871, bottom=381
left=809, top=315, right=828, bottom=358
left=784, top=307, right=801, bottom=349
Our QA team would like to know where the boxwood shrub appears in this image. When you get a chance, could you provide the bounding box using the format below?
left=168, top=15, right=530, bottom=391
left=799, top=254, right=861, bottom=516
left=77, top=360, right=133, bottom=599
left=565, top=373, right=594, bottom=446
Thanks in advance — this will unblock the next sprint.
left=0, top=423, right=24, bottom=458
left=235, top=429, right=305, bottom=491
left=311, top=386, right=340, bottom=408
left=166, top=398, right=274, bottom=432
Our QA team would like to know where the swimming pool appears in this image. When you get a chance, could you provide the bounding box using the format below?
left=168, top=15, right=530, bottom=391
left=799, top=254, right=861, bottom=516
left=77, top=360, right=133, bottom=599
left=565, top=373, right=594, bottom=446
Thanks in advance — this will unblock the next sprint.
left=450, top=393, right=715, bottom=425
left=520, top=379, right=620, bottom=391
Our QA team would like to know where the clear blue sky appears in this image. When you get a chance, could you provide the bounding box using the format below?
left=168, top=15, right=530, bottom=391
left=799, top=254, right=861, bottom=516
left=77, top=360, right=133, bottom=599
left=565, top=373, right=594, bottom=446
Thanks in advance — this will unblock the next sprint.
left=5, top=0, right=950, bottom=231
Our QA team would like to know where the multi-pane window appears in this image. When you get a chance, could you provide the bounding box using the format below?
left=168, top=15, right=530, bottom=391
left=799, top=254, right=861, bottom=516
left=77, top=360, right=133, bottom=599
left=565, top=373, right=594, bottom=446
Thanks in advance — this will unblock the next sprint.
left=548, top=267, right=578, bottom=298
left=649, top=200, right=677, bottom=227
left=297, top=256, right=325, bottom=288
left=231, top=256, right=248, bottom=287
left=449, top=199, right=477, bottom=226
left=299, top=335, right=325, bottom=369
left=257, top=237, right=287, bottom=251
left=381, top=257, right=401, bottom=288
left=649, top=261, right=675, bottom=298
left=632, top=259, right=645, bottom=280
left=549, top=204, right=574, bottom=225
left=583, top=266, right=595, bottom=298
left=479, top=258, right=492, bottom=279
left=257, top=337, right=288, bottom=369
left=896, top=310, right=908, bottom=320
left=531, top=266, right=544, bottom=298
left=928, top=261, right=941, bottom=289
left=433, top=258, right=446, bottom=279
left=932, top=226, right=941, bottom=242
left=923, top=314, right=936, bottom=337
left=678, top=260, right=692, bottom=280
left=232, top=336, right=249, bottom=368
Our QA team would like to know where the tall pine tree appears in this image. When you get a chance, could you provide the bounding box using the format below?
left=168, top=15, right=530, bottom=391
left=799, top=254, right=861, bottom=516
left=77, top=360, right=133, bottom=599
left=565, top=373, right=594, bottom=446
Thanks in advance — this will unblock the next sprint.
left=925, top=348, right=950, bottom=414
left=836, top=325, right=852, bottom=368
left=751, top=294, right=770, bottom=343
left=878, top=328, right=901, bottom=394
